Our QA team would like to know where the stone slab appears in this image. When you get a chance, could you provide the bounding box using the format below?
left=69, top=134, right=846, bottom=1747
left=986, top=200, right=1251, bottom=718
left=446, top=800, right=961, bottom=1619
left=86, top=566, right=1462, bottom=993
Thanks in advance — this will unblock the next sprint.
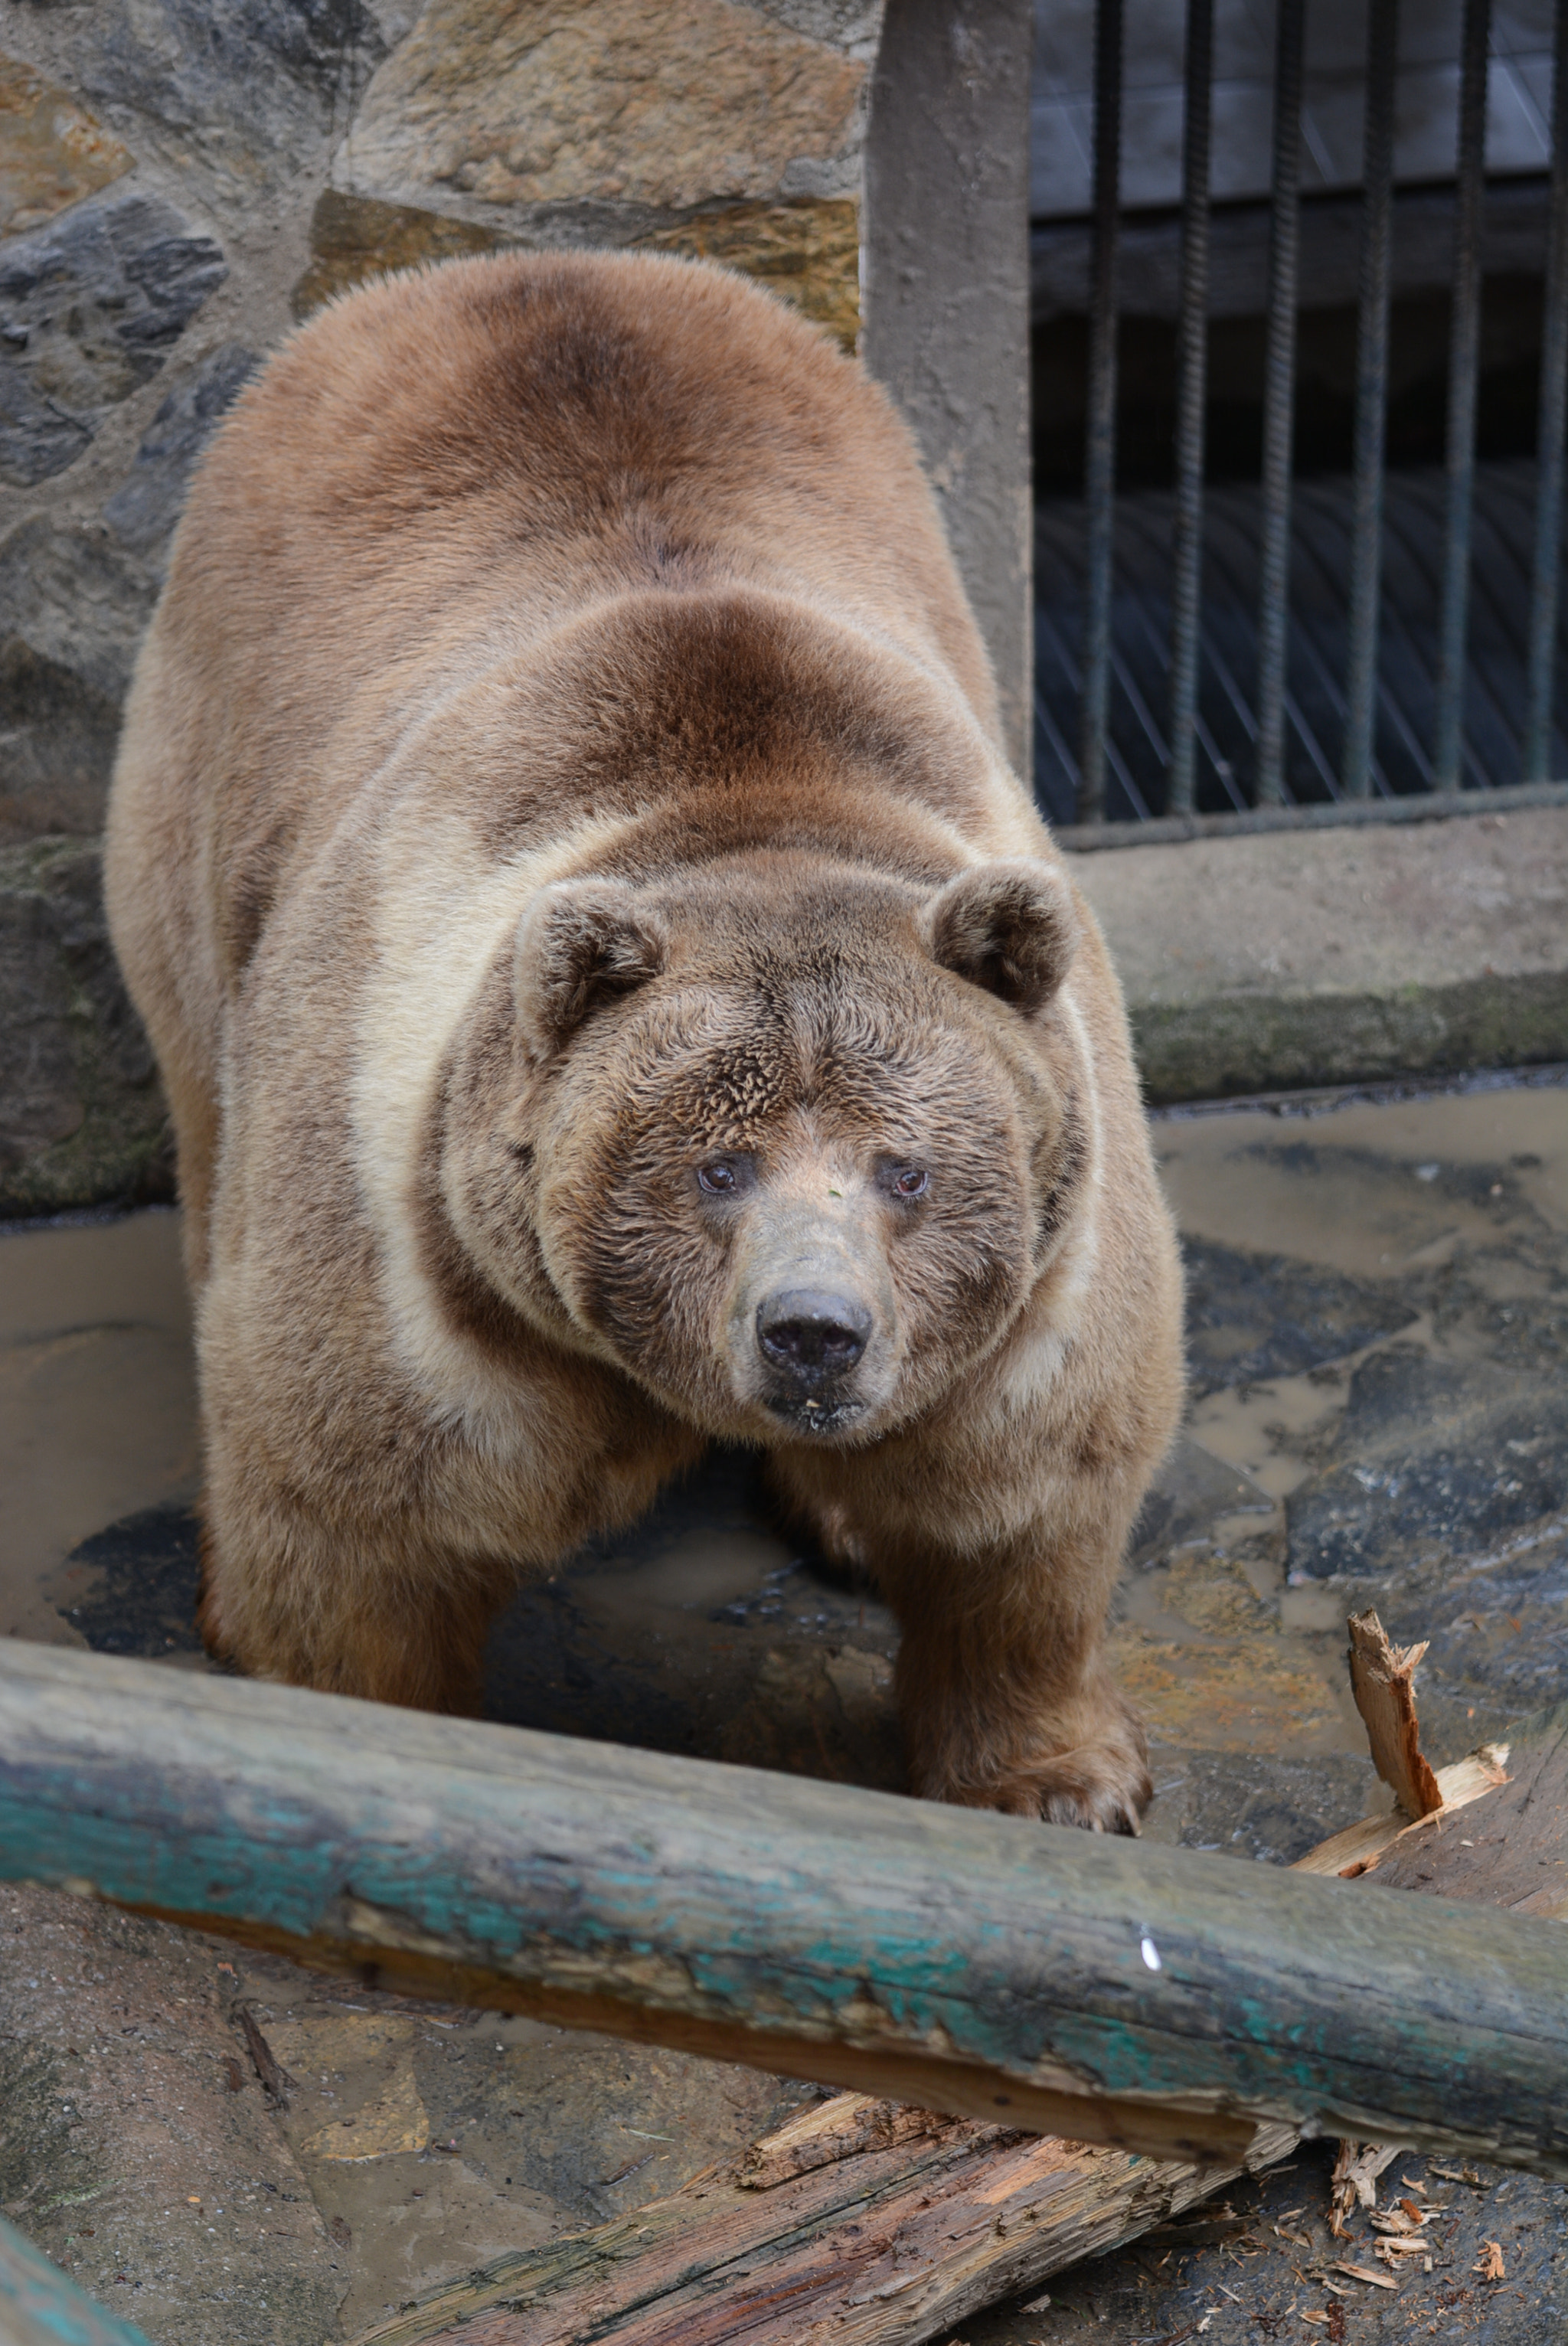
left=0, top=190, right=227, bottom=485
left=0, top=836, right=172, bottom=1217
left=0, top=1883, right=348, bottom=2345
left=337, top=0, right=867, bottom=217
left=1068, top=805, right=1568, bottom=1102
left=0, top=54, right=133, bottom=241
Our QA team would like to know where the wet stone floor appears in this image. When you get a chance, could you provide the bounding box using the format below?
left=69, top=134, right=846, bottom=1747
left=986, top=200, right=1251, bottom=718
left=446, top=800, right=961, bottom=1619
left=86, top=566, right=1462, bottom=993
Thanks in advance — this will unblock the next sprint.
left=2, top=1068, right=1565, bottom=2343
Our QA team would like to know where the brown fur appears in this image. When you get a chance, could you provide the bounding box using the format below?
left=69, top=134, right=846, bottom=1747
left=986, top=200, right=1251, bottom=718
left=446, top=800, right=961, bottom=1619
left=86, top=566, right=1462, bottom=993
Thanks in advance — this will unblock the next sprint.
left=106, top=252, right=1183, bottom=1828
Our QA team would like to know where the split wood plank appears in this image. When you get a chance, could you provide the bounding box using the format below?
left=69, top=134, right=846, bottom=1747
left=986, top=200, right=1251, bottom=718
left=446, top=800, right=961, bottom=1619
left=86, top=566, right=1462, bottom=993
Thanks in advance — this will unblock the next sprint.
left=1347, top=1609, right=1443, bottom=1819
left=350, top=2103, right=1300, bottom=2346
left=0, top=1639, right=1564, bottom=2178
left=1292, top=1740, right=1511, bottom=1880
left=1367, top=1697, right=1568, bottom=1915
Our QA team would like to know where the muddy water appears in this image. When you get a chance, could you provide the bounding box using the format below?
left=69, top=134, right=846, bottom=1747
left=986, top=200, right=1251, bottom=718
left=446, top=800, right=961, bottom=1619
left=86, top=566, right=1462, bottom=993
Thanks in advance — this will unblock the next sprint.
left=4, top=1070, right=1565, bottom=2335
left=0, top=1205, right=195, bottom=1646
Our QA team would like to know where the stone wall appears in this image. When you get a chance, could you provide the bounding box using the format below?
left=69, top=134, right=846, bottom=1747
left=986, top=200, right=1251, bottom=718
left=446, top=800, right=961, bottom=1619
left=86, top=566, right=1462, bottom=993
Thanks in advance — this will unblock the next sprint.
left=0, top=0, right=888, bottom=1213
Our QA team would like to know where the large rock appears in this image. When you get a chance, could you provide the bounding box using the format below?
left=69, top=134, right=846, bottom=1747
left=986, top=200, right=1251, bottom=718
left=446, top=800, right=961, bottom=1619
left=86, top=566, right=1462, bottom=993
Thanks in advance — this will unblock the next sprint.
left=340, top=0, right=867, bottom=217
left=0, top=835, right=171, bottom=1216
left=0, top=54, right=134, bottom=239
left=103, top=341, right=260, bottom=568
left=0, top=517, right=157, bottom=839
left=0, top=189, right=226, bottom=484
left=57, top=0, right=389, bottom=205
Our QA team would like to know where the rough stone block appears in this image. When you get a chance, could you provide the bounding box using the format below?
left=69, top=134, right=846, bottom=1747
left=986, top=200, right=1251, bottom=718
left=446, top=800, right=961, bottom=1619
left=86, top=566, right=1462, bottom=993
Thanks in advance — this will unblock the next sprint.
left=0, top=518, right=156, bottom=839
left=0, top=836, right=171, bottom=1218
left=289, top=187, right=502, bottom=318
left=103, top=342, right=260, bottom=567
left=338, top=0, right=867, bottom=217
left=60, top=0, right=388, bottom=204
left=0, top=190, right=226, bottom=484
left=636, top=196, right=859, bottom=348
left=0, top=53, right=134, bottom=238
left=292, top=185, right=861, bottom=348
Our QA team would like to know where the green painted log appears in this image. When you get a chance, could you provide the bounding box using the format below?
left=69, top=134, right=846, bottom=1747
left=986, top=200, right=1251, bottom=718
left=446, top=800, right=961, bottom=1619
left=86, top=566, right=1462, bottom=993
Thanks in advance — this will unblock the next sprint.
left=0, top=2210, right=155, bottom=2346
left=0, top=1642, right=1564, bottom=2177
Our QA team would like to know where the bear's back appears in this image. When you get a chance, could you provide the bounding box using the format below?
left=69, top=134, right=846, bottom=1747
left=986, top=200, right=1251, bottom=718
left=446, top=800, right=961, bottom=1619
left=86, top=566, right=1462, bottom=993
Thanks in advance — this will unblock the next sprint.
left=162, top=250, right=997, bottom=786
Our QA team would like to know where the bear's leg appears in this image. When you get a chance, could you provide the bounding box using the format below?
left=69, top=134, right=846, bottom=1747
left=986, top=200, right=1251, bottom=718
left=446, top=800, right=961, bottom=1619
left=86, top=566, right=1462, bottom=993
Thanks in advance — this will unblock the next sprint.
left=771, top=1452, right=1153, bottom=1833
left=198, top=1501, right=515, bottom=1715
left=888, top=1554, right=1152, bottom=1833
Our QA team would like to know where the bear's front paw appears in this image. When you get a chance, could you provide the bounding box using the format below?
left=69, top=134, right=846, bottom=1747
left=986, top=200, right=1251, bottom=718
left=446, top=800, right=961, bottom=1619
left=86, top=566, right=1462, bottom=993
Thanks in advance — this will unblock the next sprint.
left=923, top=1725, right=1153, bottom=1835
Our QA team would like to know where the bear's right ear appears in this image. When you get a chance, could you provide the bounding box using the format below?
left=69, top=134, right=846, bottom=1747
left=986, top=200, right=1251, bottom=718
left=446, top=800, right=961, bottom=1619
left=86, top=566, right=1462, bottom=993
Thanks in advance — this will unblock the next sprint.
left=514, top=877, right=668, bottom=1057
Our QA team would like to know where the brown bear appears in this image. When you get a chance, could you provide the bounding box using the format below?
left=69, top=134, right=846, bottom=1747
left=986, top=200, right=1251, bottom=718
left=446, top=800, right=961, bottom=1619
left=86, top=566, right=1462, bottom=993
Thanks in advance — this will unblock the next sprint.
left=106, top=250, right=1183, bottom=1832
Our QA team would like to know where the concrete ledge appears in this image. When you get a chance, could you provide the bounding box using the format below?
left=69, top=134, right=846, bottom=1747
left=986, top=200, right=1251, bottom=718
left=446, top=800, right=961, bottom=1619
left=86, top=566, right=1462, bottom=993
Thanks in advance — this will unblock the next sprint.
left=1070, top=804, right=1568, bottom=1103
left=0, top=835, right=172, bottom=1219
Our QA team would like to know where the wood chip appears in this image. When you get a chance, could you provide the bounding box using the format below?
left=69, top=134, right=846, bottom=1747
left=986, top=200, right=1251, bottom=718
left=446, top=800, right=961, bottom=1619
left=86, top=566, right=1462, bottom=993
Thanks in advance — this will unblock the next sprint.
left=1329, top=2139, right=1402, bottom=2233
left=1475, top=2239, right=1506, bottom=2280
left=1331, top=2261, right=1398, bottom=2290
left=735, top=2093, right=951, bottom=2188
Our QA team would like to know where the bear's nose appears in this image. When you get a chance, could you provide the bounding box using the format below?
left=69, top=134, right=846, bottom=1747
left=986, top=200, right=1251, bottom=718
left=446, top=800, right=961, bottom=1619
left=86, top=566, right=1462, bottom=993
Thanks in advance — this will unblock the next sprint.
left=756, top=1289, right=872, bottom=1380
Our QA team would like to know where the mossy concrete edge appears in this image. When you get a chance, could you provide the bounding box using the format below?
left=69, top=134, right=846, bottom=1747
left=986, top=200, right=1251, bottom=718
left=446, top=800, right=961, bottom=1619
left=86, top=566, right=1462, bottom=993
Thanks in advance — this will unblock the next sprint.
left=1131, top=970, right=1568, bottom=1105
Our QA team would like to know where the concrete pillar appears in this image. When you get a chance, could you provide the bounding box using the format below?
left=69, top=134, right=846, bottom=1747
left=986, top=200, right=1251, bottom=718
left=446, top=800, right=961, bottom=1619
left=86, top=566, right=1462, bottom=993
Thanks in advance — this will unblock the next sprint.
left=862, top=0, right=1035, bottom=777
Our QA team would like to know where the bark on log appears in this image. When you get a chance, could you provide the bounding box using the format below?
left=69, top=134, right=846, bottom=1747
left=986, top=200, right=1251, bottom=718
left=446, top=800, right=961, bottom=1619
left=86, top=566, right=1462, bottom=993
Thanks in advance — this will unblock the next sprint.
left=0, top=1642, right=1563, bottom=2179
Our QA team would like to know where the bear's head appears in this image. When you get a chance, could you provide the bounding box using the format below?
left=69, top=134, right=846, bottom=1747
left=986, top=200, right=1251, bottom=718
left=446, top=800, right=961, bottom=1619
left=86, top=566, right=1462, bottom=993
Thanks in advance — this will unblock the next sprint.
left=443, top=851, right=1091, bottom=1445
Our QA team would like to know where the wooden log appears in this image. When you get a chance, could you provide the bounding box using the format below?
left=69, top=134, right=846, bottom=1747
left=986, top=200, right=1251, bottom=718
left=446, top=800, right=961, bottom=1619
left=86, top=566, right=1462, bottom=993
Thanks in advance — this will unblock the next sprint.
left=0, top=2210, right=155, bottom=2346
left=0, top=1643, right=1564, bottom=2181
left=345, top=1714, right=1556, bottom=2346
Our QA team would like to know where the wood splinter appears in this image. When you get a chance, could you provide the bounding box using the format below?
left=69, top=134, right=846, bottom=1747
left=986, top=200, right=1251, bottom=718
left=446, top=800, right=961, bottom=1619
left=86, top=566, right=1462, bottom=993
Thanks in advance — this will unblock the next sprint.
left=1347, top=1609, right=1445, bottom=1822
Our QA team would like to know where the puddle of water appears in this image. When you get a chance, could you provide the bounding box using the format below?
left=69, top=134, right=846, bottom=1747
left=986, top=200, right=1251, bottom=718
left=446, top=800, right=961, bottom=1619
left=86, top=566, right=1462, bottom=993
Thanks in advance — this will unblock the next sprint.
left=1155, top=1081, right=1568, bottom=1274
left=0, top=1207, right=197, bottom=1645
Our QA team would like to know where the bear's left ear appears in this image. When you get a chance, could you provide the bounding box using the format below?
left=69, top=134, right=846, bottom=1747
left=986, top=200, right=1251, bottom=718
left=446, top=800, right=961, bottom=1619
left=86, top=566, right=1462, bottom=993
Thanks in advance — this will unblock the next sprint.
left=514, top=877, right=668, bottom=1057
left=922, top=859, right=1080, bottom=1015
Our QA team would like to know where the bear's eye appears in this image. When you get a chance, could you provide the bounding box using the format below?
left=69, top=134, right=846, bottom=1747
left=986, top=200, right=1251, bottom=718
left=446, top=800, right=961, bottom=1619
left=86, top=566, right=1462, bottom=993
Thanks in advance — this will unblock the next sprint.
left=695, top=1156, right=755, bottom=1197
left=890, top=1165, right=929, bottom=1200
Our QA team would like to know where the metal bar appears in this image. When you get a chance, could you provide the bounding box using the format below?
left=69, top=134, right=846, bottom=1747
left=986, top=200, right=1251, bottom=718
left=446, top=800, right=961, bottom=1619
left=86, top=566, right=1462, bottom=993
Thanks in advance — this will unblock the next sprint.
left=1433, top=0, right=1492, bottom=792
left=1077, top=0, right=1124, bottom=822
left=1166, top=0, right=1214, bottom=815
left=1039, top=604, right=1151, bottom=819
left=1053, top=776, right=1568, bottom=851
left=1254, top=0, right=1305, bottom=805
left=1341, top=0, right=1400, bottom=799
left=1525, top=0, right=1568, bottom=781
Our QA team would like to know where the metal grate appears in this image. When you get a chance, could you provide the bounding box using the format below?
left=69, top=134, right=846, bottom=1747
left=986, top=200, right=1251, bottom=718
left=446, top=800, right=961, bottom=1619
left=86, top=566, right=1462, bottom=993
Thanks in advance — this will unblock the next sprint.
left=1045, top=0, right=1568, bottom=826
